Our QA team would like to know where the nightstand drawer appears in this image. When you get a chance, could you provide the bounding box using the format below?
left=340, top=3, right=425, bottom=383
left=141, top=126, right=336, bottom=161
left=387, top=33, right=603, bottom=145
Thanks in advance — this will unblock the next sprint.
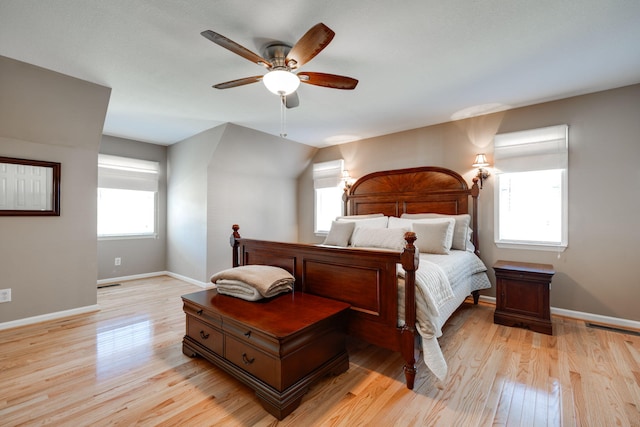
left=225, top=335, right=279, bottom=388
left=187, top=316, right=223, bottom=355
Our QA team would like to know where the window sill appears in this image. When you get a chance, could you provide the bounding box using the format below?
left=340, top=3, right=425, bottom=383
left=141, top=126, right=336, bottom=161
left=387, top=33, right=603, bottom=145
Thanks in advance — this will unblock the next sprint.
left=98, top=234, right=158, bottom=241
left=495, top=241, right=567, bottom=252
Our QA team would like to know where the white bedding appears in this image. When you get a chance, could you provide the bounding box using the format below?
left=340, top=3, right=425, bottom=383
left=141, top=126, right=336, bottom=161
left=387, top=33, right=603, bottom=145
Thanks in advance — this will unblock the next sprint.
left=397, top=250, right=491, bottom=381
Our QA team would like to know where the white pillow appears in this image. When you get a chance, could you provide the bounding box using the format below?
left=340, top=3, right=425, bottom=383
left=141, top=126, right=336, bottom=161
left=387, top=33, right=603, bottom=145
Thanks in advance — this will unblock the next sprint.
left=412, top=218, right=455, bottom=254
left=387, top=216, right=413, bottom=229
left=402, top=213, right=471, bottom=251
left=351, top=227, right=409, bottom=251
left=336, top=213, right=384, bottom=220
left=322, top=221, right=355, bottom=247
left=337, top=215, right=389, bottom=229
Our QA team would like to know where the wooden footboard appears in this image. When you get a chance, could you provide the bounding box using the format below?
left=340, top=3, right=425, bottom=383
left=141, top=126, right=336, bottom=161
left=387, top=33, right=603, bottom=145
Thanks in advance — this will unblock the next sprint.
left=230, top=225, right=420, bottom=389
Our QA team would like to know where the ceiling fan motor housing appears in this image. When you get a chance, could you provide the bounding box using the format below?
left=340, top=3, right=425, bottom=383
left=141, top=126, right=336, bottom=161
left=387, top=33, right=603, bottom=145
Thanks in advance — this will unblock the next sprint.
left=263, top=43, right=295, bottom=70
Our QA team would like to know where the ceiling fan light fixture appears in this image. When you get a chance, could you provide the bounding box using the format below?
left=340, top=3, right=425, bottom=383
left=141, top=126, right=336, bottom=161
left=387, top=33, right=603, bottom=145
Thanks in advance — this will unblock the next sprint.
left=263, top=69, right=300, bottom=95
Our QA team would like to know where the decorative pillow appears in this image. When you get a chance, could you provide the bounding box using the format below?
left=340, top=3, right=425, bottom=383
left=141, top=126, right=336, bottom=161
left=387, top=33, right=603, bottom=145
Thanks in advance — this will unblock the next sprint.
left=351, top=227, right=409, bottom=251
left=412, top=219, right=455, bottom=254
left=402, top=213, right=471, bottom=251
left=323, top=220, right=355, bottom=247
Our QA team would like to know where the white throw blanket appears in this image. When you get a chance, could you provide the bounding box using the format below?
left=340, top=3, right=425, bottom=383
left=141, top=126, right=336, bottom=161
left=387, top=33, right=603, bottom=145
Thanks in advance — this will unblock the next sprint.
left=210, top=265, right=294, bottom=301
left=398, top=251, right=489, bottom=381
left=398, top=260, right=453, bottom=381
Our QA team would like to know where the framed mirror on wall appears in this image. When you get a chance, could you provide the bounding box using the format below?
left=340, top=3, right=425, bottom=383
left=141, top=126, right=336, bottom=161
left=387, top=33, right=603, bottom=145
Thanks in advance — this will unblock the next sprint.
left=0, top=156, right=61, bottom=216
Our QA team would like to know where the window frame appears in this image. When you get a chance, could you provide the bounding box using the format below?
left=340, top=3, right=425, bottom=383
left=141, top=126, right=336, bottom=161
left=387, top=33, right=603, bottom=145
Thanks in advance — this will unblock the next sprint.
left=97, top=154, right=160, bottom=240
left=313, top=159, right=345, bottom=236
left=493, top=125, right=568, bottom=252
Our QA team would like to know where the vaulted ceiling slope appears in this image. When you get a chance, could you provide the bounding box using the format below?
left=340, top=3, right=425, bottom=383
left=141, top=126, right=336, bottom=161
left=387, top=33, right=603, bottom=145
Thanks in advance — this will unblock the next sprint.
left=1, top=1, right=639, bottom=147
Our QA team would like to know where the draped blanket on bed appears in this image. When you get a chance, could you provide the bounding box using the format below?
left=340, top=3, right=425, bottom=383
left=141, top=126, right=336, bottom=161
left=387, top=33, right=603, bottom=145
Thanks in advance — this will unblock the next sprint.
left=398, top=251, right=489, bottom=381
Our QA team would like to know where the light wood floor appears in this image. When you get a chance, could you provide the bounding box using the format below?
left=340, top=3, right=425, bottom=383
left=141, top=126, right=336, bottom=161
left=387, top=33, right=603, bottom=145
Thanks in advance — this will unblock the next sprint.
left=1, top=276, right=639, bottom=426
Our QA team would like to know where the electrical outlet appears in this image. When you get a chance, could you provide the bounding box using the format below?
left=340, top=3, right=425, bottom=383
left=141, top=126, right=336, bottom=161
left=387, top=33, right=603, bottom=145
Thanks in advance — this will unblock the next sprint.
left=0, top=288, right=11, bottom=303
left=115, top=257, right=121, bottom=266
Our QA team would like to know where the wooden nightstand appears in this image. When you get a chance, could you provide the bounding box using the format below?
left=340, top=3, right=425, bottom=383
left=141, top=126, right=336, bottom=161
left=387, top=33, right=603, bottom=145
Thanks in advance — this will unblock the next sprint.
left=493, top=260, right=555, bottom=335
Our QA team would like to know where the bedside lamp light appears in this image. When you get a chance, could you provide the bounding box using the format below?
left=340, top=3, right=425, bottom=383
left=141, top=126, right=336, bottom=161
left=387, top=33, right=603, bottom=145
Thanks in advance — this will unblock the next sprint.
left=472, top=154, right=490, bottom=189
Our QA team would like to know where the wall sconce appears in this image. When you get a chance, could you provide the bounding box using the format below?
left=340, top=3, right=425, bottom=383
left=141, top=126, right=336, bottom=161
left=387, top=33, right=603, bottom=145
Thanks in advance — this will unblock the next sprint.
left=342, top=170, right=355, bottom=191
left=472, top=154, right=490, bottom=189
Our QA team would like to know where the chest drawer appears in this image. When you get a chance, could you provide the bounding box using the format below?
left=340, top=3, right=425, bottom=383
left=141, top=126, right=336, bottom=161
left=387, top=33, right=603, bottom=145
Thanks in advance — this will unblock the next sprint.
left=223, top=318, right=278, bottom=355
left=225, top=335, right=279, bottom=389
left=187, top=316, right=223, bottom=355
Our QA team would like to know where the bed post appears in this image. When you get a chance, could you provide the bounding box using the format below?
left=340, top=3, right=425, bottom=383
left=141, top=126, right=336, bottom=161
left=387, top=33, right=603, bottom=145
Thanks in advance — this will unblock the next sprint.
left=400, top=231, right=419, bottom=389
left=470, top=179, right=481, bottom=304
left=231, top=224, right=241, bottom=268
left=471, top=178, right=480, bottom=254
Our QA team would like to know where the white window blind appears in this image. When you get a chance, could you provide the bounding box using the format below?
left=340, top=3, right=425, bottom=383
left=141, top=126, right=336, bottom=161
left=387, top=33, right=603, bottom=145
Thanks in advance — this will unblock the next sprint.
left=98, top=154, right=159, bottom=191
left=494, top=125, right=568, bottom=250
left=494, top=125, right=568, bottom=173
left=313, top=159, right=344, bottom=189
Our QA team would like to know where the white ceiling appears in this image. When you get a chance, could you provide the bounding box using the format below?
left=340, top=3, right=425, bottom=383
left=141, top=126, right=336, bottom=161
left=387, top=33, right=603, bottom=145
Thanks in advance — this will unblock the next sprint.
left=1, top=1, right=639, bottom=148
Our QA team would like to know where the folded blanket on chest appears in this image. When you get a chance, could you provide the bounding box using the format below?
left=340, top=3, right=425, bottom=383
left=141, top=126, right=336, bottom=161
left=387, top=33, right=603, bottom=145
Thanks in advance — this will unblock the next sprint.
left=210, top=265, right=294, bottom=301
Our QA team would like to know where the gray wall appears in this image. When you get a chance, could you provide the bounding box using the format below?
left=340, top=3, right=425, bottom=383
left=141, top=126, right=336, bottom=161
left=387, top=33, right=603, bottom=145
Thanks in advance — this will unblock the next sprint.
left=0, top=56, right=111, bottom=323
left=97, top=135, right=167, bottom=280
left=167, top=123, right=316, bottom=284
left=302, top=84, right=640, bottom=322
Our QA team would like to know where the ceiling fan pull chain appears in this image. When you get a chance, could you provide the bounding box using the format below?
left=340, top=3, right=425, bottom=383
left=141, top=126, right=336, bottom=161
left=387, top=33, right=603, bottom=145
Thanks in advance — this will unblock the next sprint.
left=280, top=94, right=287, bottom=138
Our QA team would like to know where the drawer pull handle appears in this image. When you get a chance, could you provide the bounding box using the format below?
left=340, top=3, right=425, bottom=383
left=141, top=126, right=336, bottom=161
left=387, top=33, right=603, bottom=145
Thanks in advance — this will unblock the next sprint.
left=196, top=309, right=203, bottom=316
left=199, top=330, right=210, bottom=339
left=244, top=330, right=252, bottom=338
left=242, top=353, right=255, bottom=365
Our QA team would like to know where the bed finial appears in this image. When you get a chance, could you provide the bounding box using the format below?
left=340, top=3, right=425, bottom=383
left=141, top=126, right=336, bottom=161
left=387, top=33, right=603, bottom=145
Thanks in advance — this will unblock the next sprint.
left=231, top=224, right=241, bottom=267
left=403, top=231, right=417, bottom=248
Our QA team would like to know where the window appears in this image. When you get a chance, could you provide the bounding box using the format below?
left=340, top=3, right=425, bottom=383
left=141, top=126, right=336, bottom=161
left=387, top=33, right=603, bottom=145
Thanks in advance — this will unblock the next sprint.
left=98, top=154, right=159, bottom=238
left=313, top=159, right=345, bottom=234
left=494, top=125, right=568, bottom=250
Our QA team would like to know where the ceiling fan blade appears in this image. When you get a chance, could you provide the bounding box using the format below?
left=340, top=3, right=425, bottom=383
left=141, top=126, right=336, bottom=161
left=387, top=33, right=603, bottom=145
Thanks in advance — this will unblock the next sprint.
left=285, top=23, right=335, bottom=69
left=298, top=72, right=358, bottom=90
left=213, top=76, right=263, bottom=89
left=201, top=30, right=272, bottom=68
left=285, top=92, right=299, bottom=109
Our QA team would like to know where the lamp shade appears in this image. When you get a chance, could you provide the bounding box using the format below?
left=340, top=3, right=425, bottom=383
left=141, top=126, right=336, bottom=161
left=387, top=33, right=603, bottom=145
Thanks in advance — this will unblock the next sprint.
left=262, top=70, right=300, bottom=95
left=472, top=153, right=490, bottom=167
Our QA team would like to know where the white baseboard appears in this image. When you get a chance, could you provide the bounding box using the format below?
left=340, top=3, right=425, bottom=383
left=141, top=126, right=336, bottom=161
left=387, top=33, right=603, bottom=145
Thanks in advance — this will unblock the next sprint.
left=0, top=304, right=100, bottom=331
left=97, top=271, right=210, bottom=288
left=164, top=271, right=211, bottom=288
left=97, top=271, right=170, bottom=286
left=478, top=295, right=640, bottom=331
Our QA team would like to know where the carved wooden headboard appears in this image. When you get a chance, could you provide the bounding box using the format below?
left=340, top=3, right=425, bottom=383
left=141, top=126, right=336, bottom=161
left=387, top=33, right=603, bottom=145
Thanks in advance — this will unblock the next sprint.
left=344, top=166, right=480, bottom=250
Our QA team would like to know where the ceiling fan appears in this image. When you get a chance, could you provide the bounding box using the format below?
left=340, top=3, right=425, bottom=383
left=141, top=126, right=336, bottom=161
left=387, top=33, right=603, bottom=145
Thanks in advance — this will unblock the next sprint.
left=201, top=23, right=358, bottom=109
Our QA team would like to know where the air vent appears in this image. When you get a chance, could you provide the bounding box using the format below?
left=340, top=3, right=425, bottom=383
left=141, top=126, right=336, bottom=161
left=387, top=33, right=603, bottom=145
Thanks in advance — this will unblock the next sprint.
left=97, top=283, right=121, bottom=289
left=586, top=322, right=640, bottom=337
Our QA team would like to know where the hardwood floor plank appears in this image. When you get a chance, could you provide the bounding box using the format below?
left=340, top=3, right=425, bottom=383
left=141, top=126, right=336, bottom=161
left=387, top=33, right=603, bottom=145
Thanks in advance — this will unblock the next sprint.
left=1, top=276, right=639, bottom=426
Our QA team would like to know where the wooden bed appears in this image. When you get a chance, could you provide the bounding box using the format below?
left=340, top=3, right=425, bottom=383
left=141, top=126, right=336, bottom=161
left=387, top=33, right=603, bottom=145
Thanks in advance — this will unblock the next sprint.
left=230, top=166, right=482, bottom=389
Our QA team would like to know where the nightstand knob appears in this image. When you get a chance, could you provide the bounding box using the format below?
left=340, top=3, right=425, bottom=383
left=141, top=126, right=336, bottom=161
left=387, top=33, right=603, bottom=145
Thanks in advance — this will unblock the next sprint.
left=244, top=330, right=252, bottom=338
left=200, top=330, right=210, bottom=339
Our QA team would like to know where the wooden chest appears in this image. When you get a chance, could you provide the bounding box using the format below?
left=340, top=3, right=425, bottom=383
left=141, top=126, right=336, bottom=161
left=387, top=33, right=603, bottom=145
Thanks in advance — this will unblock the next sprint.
left=182, top=289, right=350, bottom=419
left=493, top=260, right=555, bottom=335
